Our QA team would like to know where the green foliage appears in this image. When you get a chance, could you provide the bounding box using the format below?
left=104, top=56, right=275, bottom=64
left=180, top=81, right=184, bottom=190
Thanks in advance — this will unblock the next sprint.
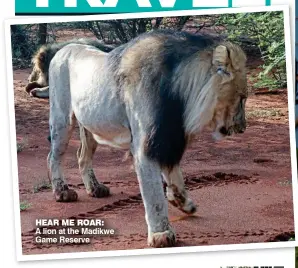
left=78, top=17, right=191, bottom=45
left=11, top=24, right=54, bottom=69
left=20, top=201, right=31, bottom=211
left=216, top=11, right=286, bottom=89
left=11, top=25, right=38, bottom=68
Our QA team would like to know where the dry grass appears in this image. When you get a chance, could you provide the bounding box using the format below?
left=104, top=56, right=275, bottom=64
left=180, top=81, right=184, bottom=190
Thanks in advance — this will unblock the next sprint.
left=33, top=179, right=52, bottom=193
left=17, top=137, right=28, bottom=153
left=246, top=108, right=284, bottom=119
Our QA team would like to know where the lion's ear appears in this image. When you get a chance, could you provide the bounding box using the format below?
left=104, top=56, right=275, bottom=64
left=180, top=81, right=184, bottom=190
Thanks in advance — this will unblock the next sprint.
left=212, top=45, right=230, bottom=76
left=212, top=45, right=229, bottom=67
left=214, top=43, right=247, bottom=71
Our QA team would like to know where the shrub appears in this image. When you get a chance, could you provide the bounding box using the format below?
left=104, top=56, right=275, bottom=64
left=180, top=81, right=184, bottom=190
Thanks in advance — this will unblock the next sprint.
left=216, top=11, right=286, bottom=89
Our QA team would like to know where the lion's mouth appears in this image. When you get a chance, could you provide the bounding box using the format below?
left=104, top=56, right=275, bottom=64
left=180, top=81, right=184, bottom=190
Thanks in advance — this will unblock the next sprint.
left=219, top=125, right=246, bottom=136
left=219, top=126, right=233, bottom=136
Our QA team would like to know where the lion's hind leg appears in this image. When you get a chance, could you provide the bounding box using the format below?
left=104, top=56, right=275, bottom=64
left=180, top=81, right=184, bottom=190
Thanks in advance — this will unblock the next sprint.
left=77, top=125, right=110, bottom=198
left=49, top=112, right=78, bottom=202
left=162, top=166, right=196, bottom=215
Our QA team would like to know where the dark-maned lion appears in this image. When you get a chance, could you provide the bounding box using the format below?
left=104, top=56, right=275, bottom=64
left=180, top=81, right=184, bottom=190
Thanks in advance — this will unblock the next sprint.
left=25, top=38, right=114, bottom=98
left=48, top=30, right=247, bottom=248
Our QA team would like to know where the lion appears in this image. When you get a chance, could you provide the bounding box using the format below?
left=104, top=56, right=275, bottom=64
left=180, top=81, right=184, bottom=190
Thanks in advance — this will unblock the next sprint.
left=25, top=38, right=114, bottom=98
left=47, top=30, right=247, bottom=248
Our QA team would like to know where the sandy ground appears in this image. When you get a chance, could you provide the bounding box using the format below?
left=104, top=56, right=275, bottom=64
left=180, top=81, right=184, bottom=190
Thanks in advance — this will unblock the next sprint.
left=13, top=67, right=295, bottom=255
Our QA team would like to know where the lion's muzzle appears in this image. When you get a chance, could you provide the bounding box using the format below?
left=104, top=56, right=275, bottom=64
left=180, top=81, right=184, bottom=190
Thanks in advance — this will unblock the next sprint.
left=232, top=122, right=246, bottom=134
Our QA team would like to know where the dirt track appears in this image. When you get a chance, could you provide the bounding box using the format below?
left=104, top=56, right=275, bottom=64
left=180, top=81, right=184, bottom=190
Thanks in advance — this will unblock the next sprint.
left=14, top=66, right=294, bottom=255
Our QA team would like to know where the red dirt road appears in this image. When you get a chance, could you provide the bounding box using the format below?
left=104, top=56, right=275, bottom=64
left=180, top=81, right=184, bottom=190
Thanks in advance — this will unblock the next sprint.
left=14, top=69, right=294, bottom=255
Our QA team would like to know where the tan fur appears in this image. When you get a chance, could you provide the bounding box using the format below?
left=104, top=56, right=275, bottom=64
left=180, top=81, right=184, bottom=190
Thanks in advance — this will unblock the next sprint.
left=174, top=42, right=247, bottom=136
left=119, top=36, right=164, bottom=98
left=118, top=35, right=247, bottom=138
left=25, top=47, right=50, bottom=94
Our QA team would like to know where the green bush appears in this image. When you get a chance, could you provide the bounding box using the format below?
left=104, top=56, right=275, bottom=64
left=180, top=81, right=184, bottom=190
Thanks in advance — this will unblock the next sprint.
left=216, top=11, right=286, bottom=89
left=11, top=25, right=38, bottom=68
left=20, top=201, right=31, bottom=211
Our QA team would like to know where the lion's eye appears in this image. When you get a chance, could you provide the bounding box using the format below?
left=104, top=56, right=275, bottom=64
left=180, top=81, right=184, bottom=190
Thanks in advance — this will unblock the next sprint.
left=217, top=67, right=231, bottom=76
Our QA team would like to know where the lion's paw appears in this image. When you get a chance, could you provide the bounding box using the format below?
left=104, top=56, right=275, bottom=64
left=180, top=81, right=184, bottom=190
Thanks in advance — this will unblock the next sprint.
left=29, top=88, right=38, bottom=97
left=148, top=228, right=176, bottom=248
left=169, top=198, right=197, bottom=215
left=54, top=188, right=78, bottom=202
left=180, top=198, right=197, bottom=215
left=30, top=88, right=49, bottom=99
left=87, top=183, right=110, bottom=198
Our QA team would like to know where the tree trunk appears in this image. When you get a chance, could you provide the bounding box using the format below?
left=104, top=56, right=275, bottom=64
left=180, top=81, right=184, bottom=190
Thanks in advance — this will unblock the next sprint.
left=153, top=17, right=163, bottom=29
left=137, top=19, right=147, bottom=34
left=38, top=23, right=47, bottom=45
left=110, top=21, right=128, bottom=43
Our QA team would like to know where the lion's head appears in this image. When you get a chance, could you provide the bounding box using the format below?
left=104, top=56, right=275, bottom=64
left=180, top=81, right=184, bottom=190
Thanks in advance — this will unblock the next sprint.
left=209, top=42, right=247, bottom=140
left=25, top=48, right=48, bottom=94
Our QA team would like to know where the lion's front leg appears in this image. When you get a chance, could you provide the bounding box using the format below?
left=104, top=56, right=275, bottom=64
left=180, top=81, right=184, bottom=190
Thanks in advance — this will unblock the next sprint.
left=133, top=152, right=176, bottom=248
left=162, top=166, right=197, bottom=215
